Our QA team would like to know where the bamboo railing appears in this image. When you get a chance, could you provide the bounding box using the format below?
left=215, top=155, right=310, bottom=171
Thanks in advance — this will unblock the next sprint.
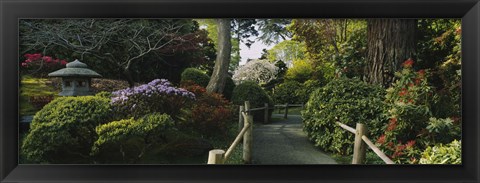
left=336, top=121, right=395, bottom=164
left=208, top=101, right=253, bottom=164
left=208, top=101, right=305, bottom=164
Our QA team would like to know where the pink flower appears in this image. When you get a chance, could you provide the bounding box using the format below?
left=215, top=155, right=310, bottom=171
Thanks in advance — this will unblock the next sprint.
left=60, top=60, right=68, bottom=65
left=24, top=53, right=42, bottom=61
left=42, top=56, right=53, bottom=63
left=21, top=62, right=28, bottom=67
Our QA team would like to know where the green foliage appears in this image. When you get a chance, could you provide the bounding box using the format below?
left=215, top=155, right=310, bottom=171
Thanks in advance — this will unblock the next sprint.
left=416, top=19, right=461, bottom=70
left=425, top=117, right=461, bottom=144
left=231, top=81, right=274, bottom=121
left=289, top=19, right=367, bottom=81
left=378, top=61, right=433, bottom=164
left=20, top=75, right=60, bottom=116
left=285, top=59, right=314, bottom=83
left=419, top=140, right=461, bottom=164
left=302, top=77, right=386, bottom=155
left=266, top=40, right=306, bottom=63
left=378, top=60, right=461, bottom=164
left=181, top=68, right=211, bottom=87
left=297, top=79, right=323, bottom=104
left=21, top=96, right=111, bottom=163
left=272, top=81, right=303, bottom=104
left=92, top=113, right=174, bottom=163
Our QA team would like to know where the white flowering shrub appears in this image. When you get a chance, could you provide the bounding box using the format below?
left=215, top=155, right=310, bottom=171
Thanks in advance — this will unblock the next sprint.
left=232, top=59, right=278, bottom=85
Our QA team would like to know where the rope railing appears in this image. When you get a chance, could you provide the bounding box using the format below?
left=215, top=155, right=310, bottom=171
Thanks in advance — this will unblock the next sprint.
left=336, top=121, right=395, bottom=164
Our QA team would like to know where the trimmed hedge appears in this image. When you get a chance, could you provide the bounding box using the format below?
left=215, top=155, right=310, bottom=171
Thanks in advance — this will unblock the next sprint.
left=180, top=68, right=210, bottom=87
left=302, top=77, right=386, bottom=155
left=231, top=81, right=273, bottom=122
left=22, top=96, right=111, bottom=163
left=272, top=81, right=303, bottom=104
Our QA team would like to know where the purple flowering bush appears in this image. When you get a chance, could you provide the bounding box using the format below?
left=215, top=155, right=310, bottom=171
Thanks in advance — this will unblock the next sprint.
left=111, top=79, right=195, bottom=119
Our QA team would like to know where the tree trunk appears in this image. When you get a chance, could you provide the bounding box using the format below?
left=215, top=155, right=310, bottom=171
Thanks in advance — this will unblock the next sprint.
left=206, top=19, right=232, bottom=93
left=365, top=19, right=416, bottom=87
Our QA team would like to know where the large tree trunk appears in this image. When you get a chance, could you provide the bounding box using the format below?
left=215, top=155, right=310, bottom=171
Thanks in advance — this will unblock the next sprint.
left=365, top=19, right=416, bottom=87
left=206, top=19, right=232, bottom=93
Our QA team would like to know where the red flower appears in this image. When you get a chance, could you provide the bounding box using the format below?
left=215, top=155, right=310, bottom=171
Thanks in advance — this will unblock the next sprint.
left=387, top=142, right=394, bottom=148
left=415, top=78, right=422, bottom=85
left=387, top=118, right=398, bottom=131
left=399, top=90, right=408, bottom=97
left=21, top=62, right=28, bottom=67
left=406, top=140, right=416, bottom=148
left=60, top=60, right=68, bottom=65
left=377, top=134, right=386, bottom=144
left=402, top=58, right=414, bottom=68
left=418, top=69, right=425, bottom=76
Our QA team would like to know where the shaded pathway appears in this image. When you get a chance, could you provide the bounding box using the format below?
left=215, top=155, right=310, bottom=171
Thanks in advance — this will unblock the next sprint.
left=252, top=114, right=337, bottom=164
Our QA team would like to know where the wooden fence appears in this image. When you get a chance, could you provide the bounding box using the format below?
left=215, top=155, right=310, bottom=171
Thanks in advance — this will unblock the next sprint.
left=208, top=101, right=254, bottom=164
left=336, top=121, right=395, bottom=164
left=208, top=101, right=304, bottom=164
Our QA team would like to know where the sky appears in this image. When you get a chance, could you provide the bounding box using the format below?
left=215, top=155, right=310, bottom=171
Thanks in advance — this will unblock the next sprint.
left=239, top=37, right=274, bottom=65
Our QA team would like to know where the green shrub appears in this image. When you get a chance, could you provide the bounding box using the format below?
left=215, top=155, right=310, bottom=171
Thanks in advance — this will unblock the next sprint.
left=297, top=79, right=323, bottom=104
left=181, top=68, right=210, bottom=87
left=376, top=59, right=456, bottom=164
left=285, top=59, right=314, bottom=83
left=21, top=96, right=111, bottom=163
left=302, top=77, right=386, bottom=155
left=92, top=113, right=175, bottom=163
left=272, top=81, right=303, bottom=104
left=232, top=81, right=274, bottom=122
left=419, top=140, right=461, bottom=164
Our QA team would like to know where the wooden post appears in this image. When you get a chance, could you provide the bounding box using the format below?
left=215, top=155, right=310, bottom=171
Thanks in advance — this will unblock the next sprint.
left=238, top=105, right=245, bottom=132
left=207, top=149, right=225, bottom=164
left=352, top=123, right=367, bottom=164
left=264, top=103, right=269, bottom=124
left=243, top=101, right=253, bottom=164
left=284, top=103, right=289, bottom=119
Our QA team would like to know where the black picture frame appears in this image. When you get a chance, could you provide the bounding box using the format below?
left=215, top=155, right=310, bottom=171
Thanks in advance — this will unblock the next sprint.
left=1, top=0, right=479, bottom=182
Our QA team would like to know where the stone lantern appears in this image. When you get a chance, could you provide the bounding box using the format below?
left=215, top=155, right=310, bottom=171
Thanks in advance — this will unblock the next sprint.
left=48, top=59, right=102, bottom=96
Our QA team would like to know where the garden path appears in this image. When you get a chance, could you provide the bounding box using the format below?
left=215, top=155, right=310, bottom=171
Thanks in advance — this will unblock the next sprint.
left=252, top=114, right=337, bottom=164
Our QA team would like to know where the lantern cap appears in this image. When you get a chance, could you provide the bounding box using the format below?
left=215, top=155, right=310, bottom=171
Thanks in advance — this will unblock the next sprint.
left=48, top=59, right=102, bottom=78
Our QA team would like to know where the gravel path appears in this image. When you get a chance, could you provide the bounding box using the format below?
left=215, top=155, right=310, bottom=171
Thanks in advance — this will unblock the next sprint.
left=252, top=114, right=337, bottom=164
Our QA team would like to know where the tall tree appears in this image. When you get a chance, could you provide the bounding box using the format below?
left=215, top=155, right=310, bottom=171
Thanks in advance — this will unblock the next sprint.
left=206, top=19, right=232, bottom=93
left=365, top=19, right=416, bottom=87
left=256, top=19, right=292, bottom=45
